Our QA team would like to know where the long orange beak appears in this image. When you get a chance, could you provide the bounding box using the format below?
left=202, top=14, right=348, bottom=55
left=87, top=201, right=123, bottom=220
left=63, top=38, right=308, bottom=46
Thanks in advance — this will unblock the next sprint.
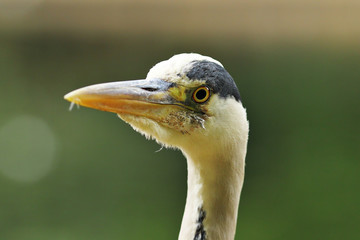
left=64, top=79, right=184, bottom=120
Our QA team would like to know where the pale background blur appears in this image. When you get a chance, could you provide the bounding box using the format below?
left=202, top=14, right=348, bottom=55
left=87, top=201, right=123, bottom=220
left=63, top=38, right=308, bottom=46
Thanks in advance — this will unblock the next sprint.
left=0, top=1, right=359, bottom=239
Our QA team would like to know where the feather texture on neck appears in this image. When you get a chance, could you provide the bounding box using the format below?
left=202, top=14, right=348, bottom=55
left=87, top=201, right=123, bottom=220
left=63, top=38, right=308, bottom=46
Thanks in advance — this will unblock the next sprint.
left=178, top=98, right=249, bottom=240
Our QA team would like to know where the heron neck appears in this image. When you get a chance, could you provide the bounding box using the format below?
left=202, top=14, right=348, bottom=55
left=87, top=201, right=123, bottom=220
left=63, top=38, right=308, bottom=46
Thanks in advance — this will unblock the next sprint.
left=178, top=145, right=246, bottom=240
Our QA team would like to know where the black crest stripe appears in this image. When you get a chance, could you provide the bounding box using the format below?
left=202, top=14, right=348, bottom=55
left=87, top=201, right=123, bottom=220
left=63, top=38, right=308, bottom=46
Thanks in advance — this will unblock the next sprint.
left=186, top=60, right=241, bottom=102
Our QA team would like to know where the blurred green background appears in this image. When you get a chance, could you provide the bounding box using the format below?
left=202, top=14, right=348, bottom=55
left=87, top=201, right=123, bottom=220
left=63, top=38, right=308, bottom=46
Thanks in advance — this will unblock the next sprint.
left=0, top=1, right=359, bottom=239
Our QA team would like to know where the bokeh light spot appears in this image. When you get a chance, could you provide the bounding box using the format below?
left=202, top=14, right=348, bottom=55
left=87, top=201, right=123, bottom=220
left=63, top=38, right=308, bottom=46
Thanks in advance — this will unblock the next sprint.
left=0, top=115, right=57, bottom=183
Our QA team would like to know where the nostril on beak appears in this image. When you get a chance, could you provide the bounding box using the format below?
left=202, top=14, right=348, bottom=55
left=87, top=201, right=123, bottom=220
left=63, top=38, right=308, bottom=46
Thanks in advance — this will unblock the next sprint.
left=141, top=87, right=158, bottom=92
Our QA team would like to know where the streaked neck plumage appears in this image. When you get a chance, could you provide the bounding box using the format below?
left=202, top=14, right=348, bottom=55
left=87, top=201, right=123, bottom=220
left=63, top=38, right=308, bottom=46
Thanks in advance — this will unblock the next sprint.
left=179, top=149, right=245, bottom=240
left=178, top=98, right=248, bottom=240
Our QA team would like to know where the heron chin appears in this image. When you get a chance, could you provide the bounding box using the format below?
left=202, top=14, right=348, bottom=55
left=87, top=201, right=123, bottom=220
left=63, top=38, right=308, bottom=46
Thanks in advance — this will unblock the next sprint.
left=64, top=53, right=249, bottom=240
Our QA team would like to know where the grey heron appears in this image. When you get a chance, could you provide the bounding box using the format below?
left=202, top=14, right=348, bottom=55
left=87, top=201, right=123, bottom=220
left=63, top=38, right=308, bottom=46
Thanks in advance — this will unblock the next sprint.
left=64, top=53, right=249, bottom=240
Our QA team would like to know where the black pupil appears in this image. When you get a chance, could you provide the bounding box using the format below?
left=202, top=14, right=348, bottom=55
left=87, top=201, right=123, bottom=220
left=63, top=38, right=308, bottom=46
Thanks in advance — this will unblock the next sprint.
left=196, top=89, right=207, bottom=100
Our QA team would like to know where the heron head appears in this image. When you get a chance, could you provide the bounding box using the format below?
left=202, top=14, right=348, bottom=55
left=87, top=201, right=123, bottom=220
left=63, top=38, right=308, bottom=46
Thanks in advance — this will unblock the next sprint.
left=64, top=53, right=247, bottom=151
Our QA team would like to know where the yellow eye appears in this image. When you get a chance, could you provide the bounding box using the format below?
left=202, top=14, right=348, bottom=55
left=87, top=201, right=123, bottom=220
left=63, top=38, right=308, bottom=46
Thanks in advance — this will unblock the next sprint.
left=192, top=86, right=210, bottom=103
